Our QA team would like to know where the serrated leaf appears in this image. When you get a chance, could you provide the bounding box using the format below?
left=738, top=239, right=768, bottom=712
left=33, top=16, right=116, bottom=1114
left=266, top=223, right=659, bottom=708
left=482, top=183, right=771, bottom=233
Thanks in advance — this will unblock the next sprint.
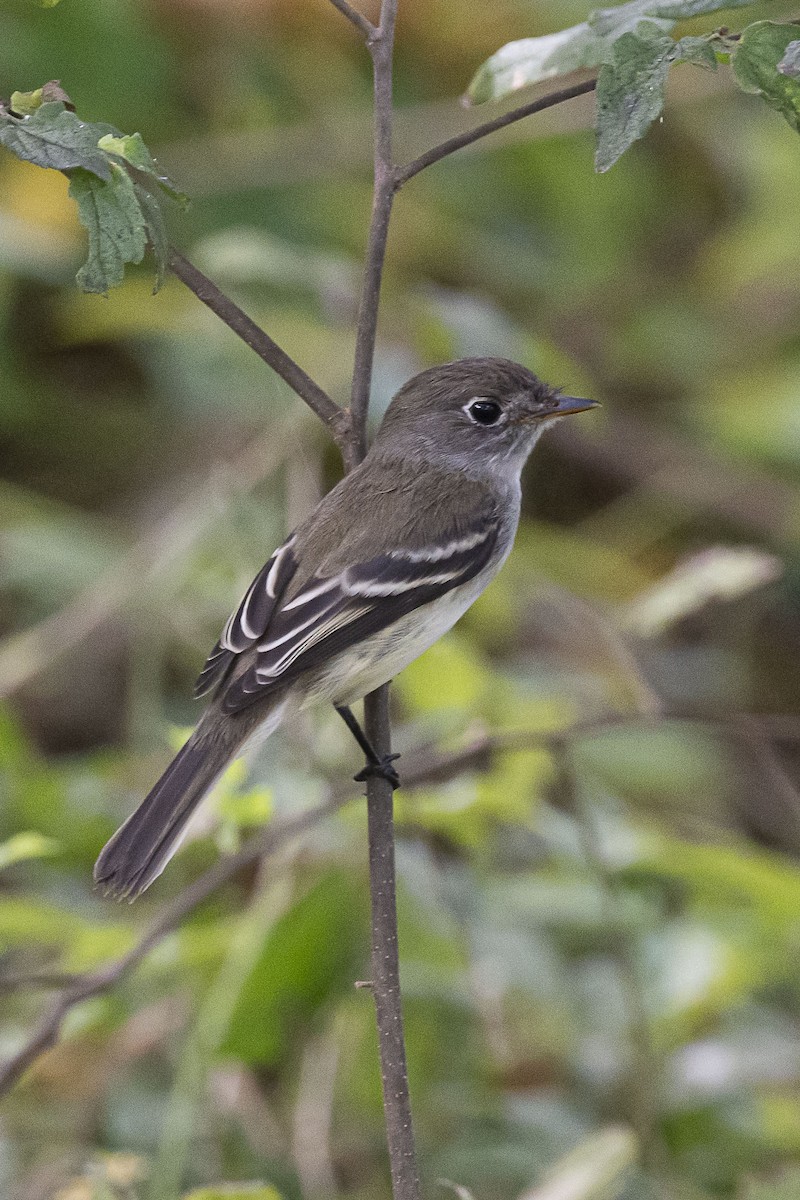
left=134, top=181, right=169, bottom=290
left=8, top=80, right=73, bottom=115
left=674, top=34, right=718, bottom=68
left=468, top=0, right=754, bottom=102
left=10, top=88, right=45, bottom=116
left=0, top=101, right=113, bottom=178
left=733, top=22, right=800, bottom=133
left=469, top=26, right=617, bottom=103
left=593, top=26, right=717, bottom=171
left=592, top=0, right=755, bottom=28
left=69, top=164, right=148, bottom=294
left=778, top=39, right=800, bottom=79
left=595, top=29, right=674, bottom=172
left=98, top=130, right=188, bottom=206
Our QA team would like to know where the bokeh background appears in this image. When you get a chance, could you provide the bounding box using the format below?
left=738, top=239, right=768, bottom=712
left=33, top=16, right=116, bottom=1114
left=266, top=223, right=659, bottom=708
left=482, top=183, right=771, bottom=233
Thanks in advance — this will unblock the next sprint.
left=3, top=0, right=800, bottom=1197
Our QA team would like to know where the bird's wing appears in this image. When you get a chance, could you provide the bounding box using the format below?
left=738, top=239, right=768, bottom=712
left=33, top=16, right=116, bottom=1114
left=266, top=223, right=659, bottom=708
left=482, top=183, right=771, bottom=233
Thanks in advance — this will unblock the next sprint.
left=195, top=460, right=504, bottom=713
left=193, top=534, right=298, bottom=698
left=198, top=510, right=499, bottom=713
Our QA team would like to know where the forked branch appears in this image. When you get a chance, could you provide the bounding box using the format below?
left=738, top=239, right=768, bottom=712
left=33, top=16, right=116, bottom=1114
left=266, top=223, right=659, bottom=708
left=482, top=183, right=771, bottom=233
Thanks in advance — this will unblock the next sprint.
left=168, top=249, right=351, bottom=452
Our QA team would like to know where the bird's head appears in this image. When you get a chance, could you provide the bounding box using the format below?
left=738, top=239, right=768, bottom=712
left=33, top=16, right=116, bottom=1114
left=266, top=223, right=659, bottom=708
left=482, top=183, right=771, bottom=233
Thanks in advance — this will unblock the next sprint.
left=373, top=357, right=598, bottom=476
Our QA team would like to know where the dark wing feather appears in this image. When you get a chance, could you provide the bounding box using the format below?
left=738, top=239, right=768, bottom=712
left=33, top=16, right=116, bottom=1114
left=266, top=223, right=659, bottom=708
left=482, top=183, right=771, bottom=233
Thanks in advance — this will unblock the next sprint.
left=220, top=518, right=499, bottom=714
left=194, top=535, right=298, bottom=698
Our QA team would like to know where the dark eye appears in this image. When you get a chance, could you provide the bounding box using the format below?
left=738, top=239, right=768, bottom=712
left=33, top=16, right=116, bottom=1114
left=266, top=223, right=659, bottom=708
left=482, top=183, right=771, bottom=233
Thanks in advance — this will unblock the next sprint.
left=465, top=398, right=503, bottom=426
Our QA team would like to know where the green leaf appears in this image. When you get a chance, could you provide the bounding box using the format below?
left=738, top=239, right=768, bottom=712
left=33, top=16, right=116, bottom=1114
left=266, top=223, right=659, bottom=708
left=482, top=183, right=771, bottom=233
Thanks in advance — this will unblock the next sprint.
left=467, top=0, right=747, bottom=102
left=595, top=28, right=675, bottom=173
left=468, top=24, right=637, bottom=104
left=221, top=869, right=367, bottom=1064
left=592, top=0, right=755, bottom=26
left=9, top=88, right=45, bottom=117
left=9, top=81, right=73, bottom=115
left=98, top=130, right=188, bottom=206
left=0, top=831, right=59, bottom=871
left=69, top=165, right=148, bottom=293
left=0, top=101, right=113, bottom=178
left=673, top=34, right=719, bottom=69
left=521, top=1126, right=637, bottom=1199
left=734, top=22, right=800, bottom=132
left=593, top=25, right=717, bottom=171
left=133, top=180, right=170, bottom=290
left=778, top=39, right=800, bottom=79
left=0, top=90, right=185, bottom=291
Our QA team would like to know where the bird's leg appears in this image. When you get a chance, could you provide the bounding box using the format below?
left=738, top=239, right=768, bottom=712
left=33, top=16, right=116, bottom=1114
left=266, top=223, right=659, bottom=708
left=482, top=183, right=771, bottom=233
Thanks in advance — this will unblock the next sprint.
left=335, top=704, right=401, bottom=790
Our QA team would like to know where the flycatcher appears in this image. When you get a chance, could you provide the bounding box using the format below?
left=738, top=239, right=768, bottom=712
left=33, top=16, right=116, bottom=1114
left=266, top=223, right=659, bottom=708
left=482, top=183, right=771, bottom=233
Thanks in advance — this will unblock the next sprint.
left=95, top=357, right=597, bottom=898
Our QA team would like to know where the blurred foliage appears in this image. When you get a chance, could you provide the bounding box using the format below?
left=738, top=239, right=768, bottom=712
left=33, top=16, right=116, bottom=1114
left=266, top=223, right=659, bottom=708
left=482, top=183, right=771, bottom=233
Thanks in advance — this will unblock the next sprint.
left=3, top=1, right=800, bottom=1199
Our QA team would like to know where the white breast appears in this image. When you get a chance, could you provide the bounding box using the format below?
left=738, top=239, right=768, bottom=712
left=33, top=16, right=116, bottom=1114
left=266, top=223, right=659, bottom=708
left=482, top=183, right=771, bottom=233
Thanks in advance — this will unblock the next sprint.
left=300, top=555, right=507, bottom=709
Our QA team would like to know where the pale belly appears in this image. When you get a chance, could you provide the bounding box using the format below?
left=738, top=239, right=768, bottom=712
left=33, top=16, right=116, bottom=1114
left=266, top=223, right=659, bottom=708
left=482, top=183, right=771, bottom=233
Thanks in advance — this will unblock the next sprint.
left=298, top=565, right=498, bottom=708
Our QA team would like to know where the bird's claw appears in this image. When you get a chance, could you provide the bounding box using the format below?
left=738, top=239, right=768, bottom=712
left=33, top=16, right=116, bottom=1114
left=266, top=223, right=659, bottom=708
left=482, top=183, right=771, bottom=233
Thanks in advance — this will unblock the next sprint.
left=354, top=753, right=401, bottom=791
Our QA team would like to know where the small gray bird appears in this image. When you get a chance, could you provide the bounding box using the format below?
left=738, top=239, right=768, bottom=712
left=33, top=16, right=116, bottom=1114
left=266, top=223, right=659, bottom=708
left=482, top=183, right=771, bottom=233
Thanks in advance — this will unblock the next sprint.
left=95, top=357, right=597, bottom=898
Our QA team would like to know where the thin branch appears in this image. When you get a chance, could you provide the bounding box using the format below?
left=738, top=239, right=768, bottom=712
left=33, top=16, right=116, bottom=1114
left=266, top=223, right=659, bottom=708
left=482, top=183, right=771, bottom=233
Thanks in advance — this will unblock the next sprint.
left=348, top=0, right=399, bottom=459
left=6, top=705, right=800, bottom=1094
left=0, top=792, right=346, bottom=1097
left=364, top=684, right=422, bottom=1200
left=328, top=0, right=375, bottom=38
left=168, top=249, right=351, bottom=452
left=344, top=1, right=422, bottom=1196
left=395, top=77, right=598, bottom=187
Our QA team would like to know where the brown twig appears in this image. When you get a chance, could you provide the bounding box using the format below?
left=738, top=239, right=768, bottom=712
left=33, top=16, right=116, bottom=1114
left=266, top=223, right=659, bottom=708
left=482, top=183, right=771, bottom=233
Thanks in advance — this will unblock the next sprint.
left=328, top=0, right=375, bottom=38
left=348, top=0, right=398, bottom=461
left=6, top=704, right=800, bottom=1095
left=345, top=1, right=423, bottom=1195
left=364, top=684, right=421, bottom=1200
left=394, top=77, right=598, bottom=188
left=0, top=791, right=346, bottom=1097
left=168, top=249, right=351, bottom=453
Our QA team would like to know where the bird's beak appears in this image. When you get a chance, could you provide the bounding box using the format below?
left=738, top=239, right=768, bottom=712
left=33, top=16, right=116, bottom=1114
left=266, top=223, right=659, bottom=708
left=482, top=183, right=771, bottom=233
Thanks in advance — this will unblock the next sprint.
left=550, top=395, right=600, bottom=417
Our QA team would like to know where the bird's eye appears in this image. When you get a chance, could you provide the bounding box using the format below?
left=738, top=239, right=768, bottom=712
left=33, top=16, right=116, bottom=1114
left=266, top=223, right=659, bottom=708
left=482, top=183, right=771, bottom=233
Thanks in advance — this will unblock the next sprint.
left=465, top=398, right=503, bottom=426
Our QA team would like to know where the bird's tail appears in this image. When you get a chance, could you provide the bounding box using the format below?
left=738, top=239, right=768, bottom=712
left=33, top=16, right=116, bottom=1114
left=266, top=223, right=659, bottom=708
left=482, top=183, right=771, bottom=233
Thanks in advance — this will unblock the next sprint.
left=94, top=720, right=247, bottom=901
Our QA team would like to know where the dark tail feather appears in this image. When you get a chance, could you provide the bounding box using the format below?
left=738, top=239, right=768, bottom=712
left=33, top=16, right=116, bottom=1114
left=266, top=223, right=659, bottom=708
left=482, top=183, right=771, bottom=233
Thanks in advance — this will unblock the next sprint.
left=94, top=728, right=240, bottom=901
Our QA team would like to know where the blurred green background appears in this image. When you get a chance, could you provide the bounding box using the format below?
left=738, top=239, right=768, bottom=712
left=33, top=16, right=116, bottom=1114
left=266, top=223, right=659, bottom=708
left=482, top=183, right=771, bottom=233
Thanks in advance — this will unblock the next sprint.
left=3, top=1, right=800, bottom=1198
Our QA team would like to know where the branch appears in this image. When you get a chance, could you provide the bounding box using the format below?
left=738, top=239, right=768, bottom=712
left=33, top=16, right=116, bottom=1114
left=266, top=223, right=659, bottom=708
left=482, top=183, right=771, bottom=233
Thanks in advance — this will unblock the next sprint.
left=348, top=0, right=399, bottom=460
left=395, top=77, right=598, bottom=187
left=0, top=791, right=347, bottom=1097
left=327, top=0, right=375, bottom=38
left=7, top=705, right=800, bottom=1093
left=364, top=685, right=422, bottom=1200
left=343, top=2, right=422, bottom=1196
left=168, top=249, right=351, bottom=452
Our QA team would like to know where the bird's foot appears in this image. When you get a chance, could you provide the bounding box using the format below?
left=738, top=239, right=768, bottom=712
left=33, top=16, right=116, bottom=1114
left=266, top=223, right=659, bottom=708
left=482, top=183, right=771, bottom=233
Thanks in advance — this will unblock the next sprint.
left=354, top=753, right=401, bottom=791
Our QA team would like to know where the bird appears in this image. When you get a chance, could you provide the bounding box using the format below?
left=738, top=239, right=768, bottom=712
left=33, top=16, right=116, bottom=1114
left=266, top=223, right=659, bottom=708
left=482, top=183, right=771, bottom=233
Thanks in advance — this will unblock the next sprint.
left=94, top=356, right=598, bottom=899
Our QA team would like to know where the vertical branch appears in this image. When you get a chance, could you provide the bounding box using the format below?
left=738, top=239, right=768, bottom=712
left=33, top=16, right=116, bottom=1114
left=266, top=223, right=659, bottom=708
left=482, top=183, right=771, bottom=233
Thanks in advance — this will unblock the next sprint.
left=349, top=0, right=399, bottom=462
left=364, top=685, right=422, bottom=1200
left=345, top=2, right=422, bottom=1198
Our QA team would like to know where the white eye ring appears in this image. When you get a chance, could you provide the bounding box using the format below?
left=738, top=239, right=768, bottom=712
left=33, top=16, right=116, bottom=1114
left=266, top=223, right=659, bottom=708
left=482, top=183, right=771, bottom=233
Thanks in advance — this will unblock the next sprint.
left=463, top=397, right=505, bottom=426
